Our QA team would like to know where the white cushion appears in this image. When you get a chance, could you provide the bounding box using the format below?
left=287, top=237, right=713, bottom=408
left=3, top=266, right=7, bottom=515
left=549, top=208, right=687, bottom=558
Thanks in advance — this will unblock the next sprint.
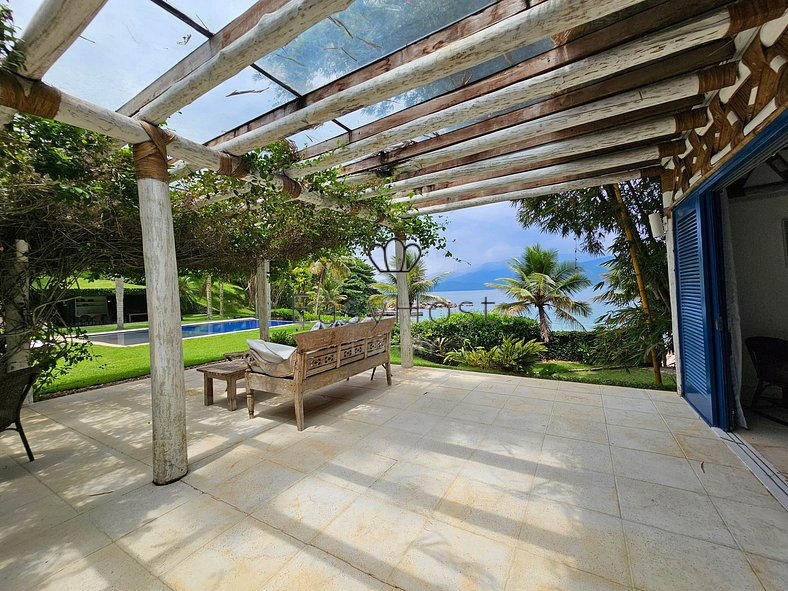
left=246, top=339, right=296, bottom=364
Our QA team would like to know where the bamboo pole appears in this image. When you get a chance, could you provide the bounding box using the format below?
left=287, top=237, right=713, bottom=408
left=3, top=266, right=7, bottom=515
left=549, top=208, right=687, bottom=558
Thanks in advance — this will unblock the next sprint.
left=386, top=113, right=704, bottom=197
left=15, top=0, right=107, bottom=79
left=217, top=0, right=652, bottom=155
left=287, top=3, right=765, bottom=176
left=395, top=237, right=413, bottom=369
left=610, top=183, right=663, bottom=386
left=133, top=127, right=188, bottom=485
left=406, top=171, right=649, bottom=216
left=136, top=0, right=354, bottom=123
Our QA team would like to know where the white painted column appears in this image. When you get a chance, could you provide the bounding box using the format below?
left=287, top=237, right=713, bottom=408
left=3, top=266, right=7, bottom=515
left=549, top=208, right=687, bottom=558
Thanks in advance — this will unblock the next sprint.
left=115, top=276, right=124, bottom=329
left=134, top=137, right=187, bottom=485
left=6, top=239, right=30, bottom=373
left=664, top=206, right=683, bottom=395
left=256, top=259, right=270, bottom=340
left=395, top=238, right=414, bottom=368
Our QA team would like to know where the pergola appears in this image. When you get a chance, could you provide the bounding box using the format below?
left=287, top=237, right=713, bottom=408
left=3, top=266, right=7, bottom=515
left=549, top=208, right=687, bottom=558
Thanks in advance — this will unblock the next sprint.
left=2, top=0, right=786, bottom=484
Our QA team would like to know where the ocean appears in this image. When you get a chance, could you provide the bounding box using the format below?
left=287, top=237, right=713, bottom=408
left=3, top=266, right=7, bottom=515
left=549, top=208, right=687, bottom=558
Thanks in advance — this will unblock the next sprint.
left=420, top=288, right=615, bottom=331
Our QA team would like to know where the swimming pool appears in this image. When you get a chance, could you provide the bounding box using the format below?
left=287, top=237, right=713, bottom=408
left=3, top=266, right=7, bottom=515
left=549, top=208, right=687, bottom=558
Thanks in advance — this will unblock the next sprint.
left=87, top=318, right=293, bottom=346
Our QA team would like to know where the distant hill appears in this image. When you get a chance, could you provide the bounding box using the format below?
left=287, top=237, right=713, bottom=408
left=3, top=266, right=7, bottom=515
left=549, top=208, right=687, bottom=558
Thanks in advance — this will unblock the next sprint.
left=436, top=257, right=611, bottom=291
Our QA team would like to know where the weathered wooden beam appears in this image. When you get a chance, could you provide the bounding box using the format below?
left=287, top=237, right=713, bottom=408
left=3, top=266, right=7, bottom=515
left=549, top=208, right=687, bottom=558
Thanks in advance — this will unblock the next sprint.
left=337, top=60, right=736, bottom=181
left=132, top=128, right=188, bottom=485
left=294, top=0, right=734, bottom=161
left=256, top=259, right=271, bottom=341
left=395, top=145, right=667, bottom=207
left=395, top=237, right=413, bottom=369
left=389, top=112, right=705, bottom=197
left=292, top=1, right=778, bottom=177
left=15, top=0, right=107, bottom=79
left=205, top=0, right=545, bottom=147
left=119, top=1, right=289, bottom=116
left=134, top=0, right=354, bottom=123
left=405, top=171, right=649, bottom=216
left=216, top=0, right=656, bottom=155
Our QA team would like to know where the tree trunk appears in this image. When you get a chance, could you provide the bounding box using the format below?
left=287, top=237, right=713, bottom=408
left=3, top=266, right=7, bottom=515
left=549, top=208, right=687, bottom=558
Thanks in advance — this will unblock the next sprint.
left=255, top=259, right=270, bottom=340
left=205, top=274, right=213, bottom=320
left=610, top=183, right=663, bottom=386
left=115, top=276, right=125, bottom=329
left=6, top=240, right=31, bottom=381
left=219, top=278, right=224, bottom=318
left=538, top=306, right=551, bottom=344
left=396, top=236, right=414, bottom=368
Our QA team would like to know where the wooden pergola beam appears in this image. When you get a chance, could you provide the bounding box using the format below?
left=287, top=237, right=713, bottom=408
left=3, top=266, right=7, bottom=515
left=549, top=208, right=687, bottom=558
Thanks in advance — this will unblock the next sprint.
left=133, top=0, right=354, bottom=123
left=15, top=0, right=107, bottom=79
left=337, top=57, right=736, bottom=181
left=293, top=0, right=735, bottom=162
left=215, top=0, right=655, bottom=155
left=395, top=145, right=669, bottom=207
left=292, top=2, right=773, bottom=178
left=404, top=171, right=651, bottom=216
left=386, top=111, right=707, bottom=197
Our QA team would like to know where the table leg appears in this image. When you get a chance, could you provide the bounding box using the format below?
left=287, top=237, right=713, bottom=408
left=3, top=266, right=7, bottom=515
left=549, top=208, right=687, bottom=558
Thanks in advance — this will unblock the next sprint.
left=227, top=378, right=237, bottom=411
left=204, top=374, right=214, bottom=406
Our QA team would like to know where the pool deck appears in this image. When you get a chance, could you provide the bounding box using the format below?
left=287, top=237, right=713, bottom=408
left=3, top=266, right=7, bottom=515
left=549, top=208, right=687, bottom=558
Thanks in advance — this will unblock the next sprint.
left=1, top=367, right=787, bottom=590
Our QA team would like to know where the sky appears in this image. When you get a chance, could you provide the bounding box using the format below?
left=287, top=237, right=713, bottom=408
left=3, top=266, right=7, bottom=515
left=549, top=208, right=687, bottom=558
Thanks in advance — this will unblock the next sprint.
left=9, top=1, right=585, bottom=279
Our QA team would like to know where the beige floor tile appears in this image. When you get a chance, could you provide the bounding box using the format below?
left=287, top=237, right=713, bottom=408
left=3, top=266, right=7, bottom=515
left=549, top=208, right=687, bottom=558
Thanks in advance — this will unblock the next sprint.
left=447, top=401, right=502, bottom=425
left=418, top=384, right=472, bottom=401
left=260, top=545, right=386, bottom=591
left=406, top=396, right=460, bottom=417
left=532, top=464, right=619, bottom=516
left=515, top=377, right=560, bottom=392
left=183, top=443, right=268, bottom=490
left=369, top=459, right=457, bottom=512
left=268, top=434, right=355, bottom=474
left=505, top=548, right=631, bottom=590
left=313, top=494, right=426, bottom=581
left=357, top=426, right=421, bottom=460
left=465, top=389, right=515, bottom=407
left=747, top=553, right=788, bottom=591
left=674, top=434, right=744, bottom=468
left=117, top=494, right=244, bottom=576
left=663, top=415, right=719, bottom=439
left=253, top=476, right=360, bottom=543
left=611, top=447, right=703, bottom=492
left=556, top=382, right=603, bottom=395
left=552, top=401, right=607, bottom=422
left=384, top=409, right=442, bottom=435
left=36, top=543, right=169, bottom=591
left=540, top=434, right=614, bottom=475
left=440, top=376, right=485, bottom=391
left=338, top=402, right=404, bottom=425
left=712, top=497, right=788, bottom=562
left=435, top=474, right=528, bottom=540
left=493, top=408, right=552, bottom=434
left=87, top=480, right=201, bottom=541
left=208, top=459, right=304, bottom=513
left=0, top=493, right=77, bottom=545
left=600, top=385, right=652, bottom=400
left=553, top=389, right=603, bottom=406
left=547, top=414, right=609, bottom=445
left=512, top=384, right=558, bottom=401
left=0, top=514, right=112, bottom=591
left=617, top=477, right=736, bottom=546
left=0, top=463, right=53, bottom=515
left=608, top=424, right=684, bottom=457
left=391, top=518, right=515, bottom=590
left=317, top=448, right=397, bottom=492
left=654, top=400, right=700, bottom=419
left=504, top=395, right=555, bottom=414
left=624, top=520, right=764, bottom=591
left=690, top=460, right=781, bottom=508
left=518, top=496, right=631, bottom=587
left=367, top=391, right=421, bottom=409
left=472, top=380, right=519, bottom=395
left=162, top=517, right=303, bottom=591
left=602, top=395, right=658, bottom=413
left=604, top=408, right=668, bottom=432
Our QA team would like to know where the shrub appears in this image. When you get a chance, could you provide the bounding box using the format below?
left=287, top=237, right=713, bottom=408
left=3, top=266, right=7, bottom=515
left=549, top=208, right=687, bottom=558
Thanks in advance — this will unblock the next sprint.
left=269, top=328, right=296, bottom=347
left=414, top=335, right=460, bottom=363
left=444, top=337, right=546, bottom=373
left=412, top=313, right=540, bottom=350
left=545, top=331, right=598, bottom=362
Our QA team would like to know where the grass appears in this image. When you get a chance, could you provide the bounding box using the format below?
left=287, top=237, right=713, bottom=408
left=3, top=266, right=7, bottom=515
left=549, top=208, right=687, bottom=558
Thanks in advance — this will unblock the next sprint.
left=41, top=323, right=307, bottom=395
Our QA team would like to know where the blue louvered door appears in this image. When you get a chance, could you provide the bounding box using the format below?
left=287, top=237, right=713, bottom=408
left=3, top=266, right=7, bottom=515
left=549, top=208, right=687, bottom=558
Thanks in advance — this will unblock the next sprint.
left=674, top=192, right=719, bottom=423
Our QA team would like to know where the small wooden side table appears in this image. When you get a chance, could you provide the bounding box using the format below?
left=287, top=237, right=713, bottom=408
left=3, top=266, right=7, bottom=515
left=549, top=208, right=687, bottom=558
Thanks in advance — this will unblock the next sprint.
left=197, top=361, right=247, bottom=411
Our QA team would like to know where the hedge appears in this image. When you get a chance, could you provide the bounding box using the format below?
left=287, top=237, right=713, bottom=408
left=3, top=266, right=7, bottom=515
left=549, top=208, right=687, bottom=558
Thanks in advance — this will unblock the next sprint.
left=544, top=331, right=598, bottom=362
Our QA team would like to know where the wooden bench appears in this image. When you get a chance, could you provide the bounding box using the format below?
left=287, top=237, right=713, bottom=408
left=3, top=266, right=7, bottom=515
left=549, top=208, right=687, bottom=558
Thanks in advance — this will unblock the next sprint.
left=245, top=318, right=395, bottom=430
left=197, top=361, right=247, bottom=411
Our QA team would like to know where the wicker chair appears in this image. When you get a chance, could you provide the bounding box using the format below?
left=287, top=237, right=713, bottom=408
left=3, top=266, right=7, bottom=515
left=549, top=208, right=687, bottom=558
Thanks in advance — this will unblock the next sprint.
left=745, top=336, right=788, bottom=409
left=1, top=367, right=40, bottom=461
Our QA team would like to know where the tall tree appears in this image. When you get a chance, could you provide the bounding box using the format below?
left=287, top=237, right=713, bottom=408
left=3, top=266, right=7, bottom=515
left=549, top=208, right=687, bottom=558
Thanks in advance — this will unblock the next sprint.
left=487, top=244, right=591, bottom=343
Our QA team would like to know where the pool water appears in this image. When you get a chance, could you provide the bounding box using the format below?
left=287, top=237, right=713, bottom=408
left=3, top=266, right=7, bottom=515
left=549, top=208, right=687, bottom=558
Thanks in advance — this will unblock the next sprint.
left=87, top=318, right=292, bottom=346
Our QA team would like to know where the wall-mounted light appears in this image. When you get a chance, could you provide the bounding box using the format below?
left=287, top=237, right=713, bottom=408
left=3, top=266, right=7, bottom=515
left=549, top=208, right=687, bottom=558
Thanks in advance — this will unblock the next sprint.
left=649, top=211, right=666, bottom=238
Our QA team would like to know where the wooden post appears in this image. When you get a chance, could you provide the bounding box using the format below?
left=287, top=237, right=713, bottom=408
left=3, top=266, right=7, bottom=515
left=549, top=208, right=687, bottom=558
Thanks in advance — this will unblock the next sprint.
left=206, top=274, right=213, bottom=321
left=256, top=259, right=270, bottom=340
left=6, top=240, right=30, bottom=374
left=133, top=126, right=187, bottom=485
left=611, top=183, right=663, bottom=386
left=219, top=278, right=225, bottom=318
left=395, top=237, right=414, bottom=368
left=115, top=276, right=124, bottom=329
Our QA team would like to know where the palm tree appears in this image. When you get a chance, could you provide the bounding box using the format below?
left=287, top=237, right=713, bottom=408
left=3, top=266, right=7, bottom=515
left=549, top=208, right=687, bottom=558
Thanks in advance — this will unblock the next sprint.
left=311, top=274, right=347, bottom=314
left=309, top=256, right=351, bottom=316
left=369, top=251, right=449, bottom=310
left=487, top=244, right=592, bottom=343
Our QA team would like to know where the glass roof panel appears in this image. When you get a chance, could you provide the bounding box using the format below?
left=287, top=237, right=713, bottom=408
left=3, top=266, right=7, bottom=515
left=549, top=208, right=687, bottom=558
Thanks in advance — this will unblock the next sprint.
left=167, top=68, right=295, bottom=144
left=164, top=0, right=259, bottom=33
left=289, top=122, right=348, bottom=150
left=256, top=0, right=496, bottom=94
left=13, top=0, right=210, bottom=110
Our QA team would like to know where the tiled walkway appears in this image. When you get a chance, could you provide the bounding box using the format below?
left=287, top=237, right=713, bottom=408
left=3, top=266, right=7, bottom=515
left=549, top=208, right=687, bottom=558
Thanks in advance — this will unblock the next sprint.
left=1, top=367, right=787, bottom=590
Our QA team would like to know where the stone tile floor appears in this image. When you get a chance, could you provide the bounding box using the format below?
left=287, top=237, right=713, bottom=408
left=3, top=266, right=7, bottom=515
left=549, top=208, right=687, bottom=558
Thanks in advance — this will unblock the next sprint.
left=1, top=367, right=787, bottom=590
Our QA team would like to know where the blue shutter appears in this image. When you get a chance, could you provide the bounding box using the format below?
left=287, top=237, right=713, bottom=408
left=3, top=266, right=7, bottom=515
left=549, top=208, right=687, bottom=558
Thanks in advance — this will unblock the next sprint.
left=674, top=193, right=714, bottom=423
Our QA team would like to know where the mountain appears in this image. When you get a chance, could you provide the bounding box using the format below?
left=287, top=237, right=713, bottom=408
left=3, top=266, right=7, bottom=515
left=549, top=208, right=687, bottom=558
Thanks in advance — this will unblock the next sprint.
left=436, top=257, right=611, bottom=291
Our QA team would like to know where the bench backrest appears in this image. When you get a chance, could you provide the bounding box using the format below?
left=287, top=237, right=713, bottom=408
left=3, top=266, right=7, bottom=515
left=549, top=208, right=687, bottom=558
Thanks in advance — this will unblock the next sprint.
left=293, top=318, right=395, bottom=378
